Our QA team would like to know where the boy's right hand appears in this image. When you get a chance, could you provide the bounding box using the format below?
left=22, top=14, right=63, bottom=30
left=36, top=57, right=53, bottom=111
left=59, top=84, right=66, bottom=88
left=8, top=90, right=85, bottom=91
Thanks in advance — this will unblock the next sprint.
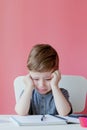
left=23, top=74, right=34, bottom=89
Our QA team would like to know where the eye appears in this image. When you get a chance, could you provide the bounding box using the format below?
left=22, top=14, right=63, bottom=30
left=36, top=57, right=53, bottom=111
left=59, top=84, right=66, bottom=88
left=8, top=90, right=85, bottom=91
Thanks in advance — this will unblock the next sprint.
left=45, top=78, right=51, bottom=81
left=33, top=79, right=39, bottom=81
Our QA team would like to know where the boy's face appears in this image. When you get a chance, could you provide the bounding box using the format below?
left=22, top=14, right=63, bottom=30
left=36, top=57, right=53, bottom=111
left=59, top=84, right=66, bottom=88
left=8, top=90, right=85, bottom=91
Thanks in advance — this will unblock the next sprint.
left=30, top=71, right=53, bottom=94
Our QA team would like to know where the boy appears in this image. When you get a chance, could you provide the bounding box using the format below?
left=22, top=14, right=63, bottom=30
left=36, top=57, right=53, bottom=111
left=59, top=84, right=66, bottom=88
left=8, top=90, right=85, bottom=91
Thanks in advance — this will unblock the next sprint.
left=15, top=44, right=72, bottom=116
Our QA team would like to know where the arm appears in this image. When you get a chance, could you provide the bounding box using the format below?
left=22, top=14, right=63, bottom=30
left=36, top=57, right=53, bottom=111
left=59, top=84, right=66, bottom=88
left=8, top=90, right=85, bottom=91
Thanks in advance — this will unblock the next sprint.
left=15, top=74, right=34, bottom=116
left=50, top=70, right=71, bottom=116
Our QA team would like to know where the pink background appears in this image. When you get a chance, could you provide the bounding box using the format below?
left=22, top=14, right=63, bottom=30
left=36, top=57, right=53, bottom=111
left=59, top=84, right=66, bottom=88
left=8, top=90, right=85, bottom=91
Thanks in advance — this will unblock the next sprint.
left=0, top=0, right=87, bottom=114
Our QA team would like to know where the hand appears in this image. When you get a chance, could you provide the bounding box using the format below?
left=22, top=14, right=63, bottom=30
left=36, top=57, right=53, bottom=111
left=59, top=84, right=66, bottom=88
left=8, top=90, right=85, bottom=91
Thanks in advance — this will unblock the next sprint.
left=23, top=74, right=34, bottom=89
left=50, top=70, right=61, bottom=87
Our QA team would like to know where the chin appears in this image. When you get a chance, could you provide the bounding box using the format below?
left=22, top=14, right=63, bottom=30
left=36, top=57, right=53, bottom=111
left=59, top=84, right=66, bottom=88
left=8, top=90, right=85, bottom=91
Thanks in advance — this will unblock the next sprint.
left=38, top=89, right=51, bottom=95
left=38, top=90, right=47, bottom=95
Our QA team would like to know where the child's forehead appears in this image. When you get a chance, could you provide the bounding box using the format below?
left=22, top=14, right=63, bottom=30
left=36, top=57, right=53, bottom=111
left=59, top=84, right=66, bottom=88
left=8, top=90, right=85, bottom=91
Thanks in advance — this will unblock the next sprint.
left=29, top=71, right=52, bottom=77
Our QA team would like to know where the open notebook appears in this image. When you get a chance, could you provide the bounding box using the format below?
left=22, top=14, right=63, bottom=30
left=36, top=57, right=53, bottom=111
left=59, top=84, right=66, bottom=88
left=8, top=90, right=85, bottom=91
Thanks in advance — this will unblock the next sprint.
left=9, top=114, right=67, bottom=126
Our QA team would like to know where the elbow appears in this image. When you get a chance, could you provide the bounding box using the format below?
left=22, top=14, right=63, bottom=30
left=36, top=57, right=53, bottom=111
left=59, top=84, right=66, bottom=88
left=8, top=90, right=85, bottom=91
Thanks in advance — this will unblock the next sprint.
left=63, top=106, right=72, bottom=116
left=58, top=105, right=72, bottom=116
left=15, top=105, right=28, bottom=116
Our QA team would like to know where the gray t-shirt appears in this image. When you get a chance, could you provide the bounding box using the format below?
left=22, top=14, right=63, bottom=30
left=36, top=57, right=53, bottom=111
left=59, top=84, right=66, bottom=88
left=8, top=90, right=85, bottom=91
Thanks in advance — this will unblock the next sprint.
left=28, top=88, right=71, bottom=115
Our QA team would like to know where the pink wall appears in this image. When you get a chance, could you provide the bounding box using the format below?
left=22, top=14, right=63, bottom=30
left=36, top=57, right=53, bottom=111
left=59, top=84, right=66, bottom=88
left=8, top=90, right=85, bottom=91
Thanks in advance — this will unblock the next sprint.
left=0, top=0, right=87, bottom=114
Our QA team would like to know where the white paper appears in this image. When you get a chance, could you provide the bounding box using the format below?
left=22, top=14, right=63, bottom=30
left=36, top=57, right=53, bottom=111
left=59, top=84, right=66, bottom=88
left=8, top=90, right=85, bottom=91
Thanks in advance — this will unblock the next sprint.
left=55, top=115, right=80, bottom=124
left=9, top=115, right=67, bottom=126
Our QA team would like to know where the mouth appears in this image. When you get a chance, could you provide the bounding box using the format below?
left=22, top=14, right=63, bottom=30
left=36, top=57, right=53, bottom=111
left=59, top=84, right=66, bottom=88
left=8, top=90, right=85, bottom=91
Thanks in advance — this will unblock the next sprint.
left=37, top=88, right=48, bottom=94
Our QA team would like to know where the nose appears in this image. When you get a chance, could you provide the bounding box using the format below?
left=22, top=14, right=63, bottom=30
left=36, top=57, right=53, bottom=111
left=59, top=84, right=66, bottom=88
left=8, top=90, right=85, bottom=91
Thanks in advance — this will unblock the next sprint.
left=39, top=79, right=45, bottom=87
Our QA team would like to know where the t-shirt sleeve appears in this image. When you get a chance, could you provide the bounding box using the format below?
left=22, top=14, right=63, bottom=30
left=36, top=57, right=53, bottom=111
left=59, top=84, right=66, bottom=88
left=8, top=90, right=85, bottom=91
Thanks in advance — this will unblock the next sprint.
left=60, top=88, right=69, bottom=100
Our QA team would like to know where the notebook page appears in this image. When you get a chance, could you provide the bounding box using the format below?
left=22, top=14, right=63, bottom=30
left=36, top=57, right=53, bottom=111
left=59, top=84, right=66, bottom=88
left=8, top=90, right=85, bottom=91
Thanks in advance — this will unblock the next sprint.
left=9, top=115, right=67, bottom=126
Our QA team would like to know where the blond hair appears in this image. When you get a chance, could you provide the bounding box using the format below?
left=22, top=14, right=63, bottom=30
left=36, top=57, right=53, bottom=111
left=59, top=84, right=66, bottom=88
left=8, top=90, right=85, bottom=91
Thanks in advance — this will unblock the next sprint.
left=27, top=44, right=59, bottom=72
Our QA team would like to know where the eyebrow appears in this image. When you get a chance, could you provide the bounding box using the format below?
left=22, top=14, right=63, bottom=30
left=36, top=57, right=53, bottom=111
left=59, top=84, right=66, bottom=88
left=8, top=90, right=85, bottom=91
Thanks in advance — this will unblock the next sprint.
left=31, top=76, right=52, bottom=79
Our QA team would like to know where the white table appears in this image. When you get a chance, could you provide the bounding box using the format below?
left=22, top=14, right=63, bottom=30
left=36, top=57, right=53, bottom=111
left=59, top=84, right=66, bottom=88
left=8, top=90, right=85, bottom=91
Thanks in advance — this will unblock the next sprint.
left=0, top=115, right=85, bottom=130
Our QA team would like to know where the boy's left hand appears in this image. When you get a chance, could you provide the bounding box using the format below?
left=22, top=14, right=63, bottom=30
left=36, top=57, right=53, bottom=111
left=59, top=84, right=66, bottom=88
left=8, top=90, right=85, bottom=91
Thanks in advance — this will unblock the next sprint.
left=50, top=70, right=61, bottom=87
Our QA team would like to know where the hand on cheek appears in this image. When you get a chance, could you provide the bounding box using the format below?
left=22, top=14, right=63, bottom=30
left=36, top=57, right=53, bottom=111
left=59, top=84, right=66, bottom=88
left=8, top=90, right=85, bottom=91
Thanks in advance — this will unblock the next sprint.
left=23, top=74, right=34, bottom=89
left=50, top=70, right=61, bottom=87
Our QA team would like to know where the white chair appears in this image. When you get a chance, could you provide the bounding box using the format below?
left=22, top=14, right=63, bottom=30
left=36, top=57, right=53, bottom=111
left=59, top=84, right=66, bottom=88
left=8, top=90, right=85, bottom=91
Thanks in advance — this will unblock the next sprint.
left=14, top=76, right=25, bottom=103
left=14, top=75, right=87, bottom=114
left=59, top=75, right=87, bottom=113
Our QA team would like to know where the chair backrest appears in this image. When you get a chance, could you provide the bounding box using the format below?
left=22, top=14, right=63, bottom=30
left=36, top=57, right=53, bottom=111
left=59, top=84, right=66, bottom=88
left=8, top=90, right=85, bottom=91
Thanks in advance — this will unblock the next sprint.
left=59, top=75, right=87, bottom=113
left=14, top=76, right=25, bottom=103
left=14, top=75, right=87, bottom=113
